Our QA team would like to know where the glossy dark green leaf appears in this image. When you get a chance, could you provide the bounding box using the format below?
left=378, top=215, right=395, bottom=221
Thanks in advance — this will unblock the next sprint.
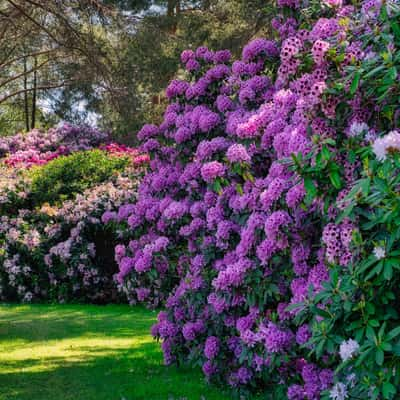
left=350, top=71, right=361, bottom=95
left=375, top=348, right=384, bottom=365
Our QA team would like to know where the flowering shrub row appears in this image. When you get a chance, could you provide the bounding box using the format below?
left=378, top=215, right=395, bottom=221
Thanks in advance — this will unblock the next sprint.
left=0, top=164, right=143, bottom=303
left=0, top=125, right=148, bottom=303
left=0, top=123, right=109, bottom=168
left=108, top=0, right=400, bottom=398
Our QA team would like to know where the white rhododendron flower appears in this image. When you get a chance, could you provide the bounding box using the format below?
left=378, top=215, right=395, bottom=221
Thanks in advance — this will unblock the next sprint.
left=348, top=121, right=369, bottom=137
left=372, top=130, right=400, bottom=161
left=329, top=382, right=348, bottom=400
left=373, top=246, right=386, bottom=260
left=339, top=339, right=360, bottom=362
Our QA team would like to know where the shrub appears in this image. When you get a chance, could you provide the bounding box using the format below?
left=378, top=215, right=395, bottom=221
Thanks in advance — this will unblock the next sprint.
left=0, top=123, right=108, bottom=155
left=0, top=124, right=148, bottom=304
left=0, top=165, right=31, bottom=215
left=109, top=0, right=400, bottom=398
left=28, top=149, right=130, bottom=205
left=295, top=147, right=400, bottom=400
left=0, top=166, right=143, bottom=303
left=0, top=211, right=50, bottom=302
left=42, top=169, right=142, bottom=303
left=0, top=123, right=109, bottom=168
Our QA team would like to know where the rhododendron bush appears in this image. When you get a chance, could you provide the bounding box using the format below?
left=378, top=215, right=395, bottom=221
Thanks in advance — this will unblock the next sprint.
left=0, top=125, right=148, bottom=303
left=107, top=0, right=400, bottom=398
left=0, top=123, right=109, bottom=168
left=0, top=169, right=141, bottom=303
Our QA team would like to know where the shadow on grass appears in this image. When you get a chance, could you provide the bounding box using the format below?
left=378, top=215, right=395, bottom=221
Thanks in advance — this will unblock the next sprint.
left=0, top=304, right=230, bottom=400
left=0, top=303, right=157, bottom=343
left=0, top=341, right=228, bottom=400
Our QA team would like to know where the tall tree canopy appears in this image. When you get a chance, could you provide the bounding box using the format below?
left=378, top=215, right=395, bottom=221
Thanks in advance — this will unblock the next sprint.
left=0, top=0, right=274, bottom=139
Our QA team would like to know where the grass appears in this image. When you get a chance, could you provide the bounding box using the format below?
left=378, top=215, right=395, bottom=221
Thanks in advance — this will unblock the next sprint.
left=0, top=304, right=232, bottom=400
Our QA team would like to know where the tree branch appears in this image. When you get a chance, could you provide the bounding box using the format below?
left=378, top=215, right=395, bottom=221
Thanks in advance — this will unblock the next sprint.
left=0, top=81, right=73, bottom=105
left=5, top=0, right=76, bottom=50
left=0, top=47, right=59, bottom=69
left=0, top=57, right=51, bottom=88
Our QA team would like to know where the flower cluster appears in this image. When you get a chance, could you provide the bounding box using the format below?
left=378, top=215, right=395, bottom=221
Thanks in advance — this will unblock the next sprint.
left=372, top=130, right=400, bottom=161
left=0, top=123, right=109, bottom=168
left=0, top=164, right=31, bottom=213
left=100, top=143, right=150, bottom=165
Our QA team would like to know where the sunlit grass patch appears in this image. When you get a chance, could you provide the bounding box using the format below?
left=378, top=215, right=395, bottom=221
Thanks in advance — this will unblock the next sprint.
left=0, top=304, right=231, bottom=400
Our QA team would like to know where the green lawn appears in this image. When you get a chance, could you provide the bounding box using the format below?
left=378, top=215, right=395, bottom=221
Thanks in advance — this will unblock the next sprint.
left=0, top=304, right=231, bottom=400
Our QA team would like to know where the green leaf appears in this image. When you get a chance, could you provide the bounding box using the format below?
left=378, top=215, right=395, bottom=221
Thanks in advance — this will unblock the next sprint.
left=243, top=171, right=254, bottom=183
left=336, top=203, right=354, bottom=223
left=365, top=261, right=384, bottom=280
left=379, top=321, right=387, bottom=339
left=304, top=177, right=317, bottom=204
left=365, top=302, right=376, bottom=316
left=212, top=180, right=222, bottom=194
left=285, top=302, right=305, bottom=312
left=357, top=256, right=378, bottom=274
left=375, top=348, right=384, bottom=365
left=360, top=177, right=371, bottom=196
left=350, top=70, right=361, bottom=95
left=324, top=138, right=336, bottom=146
left=313, top=308, right=331, bottom=319
left=383, top=66, right=397, bottom=84
left=381, top=342, right=392, bottom=352
left=315, top=339, right=326, bottom=358
left=390, top=20, right=400, bottom=42
left=383, top=261, right=393, bottom=280
left=366, top=325, right=376, bottom=341
left=387, top=326, right=400, bottom=341
left=363, top=65, right=386, bottom=79
left=356, top=346, right=372, bottom=366
left=368, top=320, right=380, bottom=328
left=382, top=382, right=396, bottom=399
left=321, top=146, right=331, bottom=161
left=393, top=341, right=400, bottom=356
left=331, top=269, right=339, bottom=286
left=329, top=170, right=342, bottom=189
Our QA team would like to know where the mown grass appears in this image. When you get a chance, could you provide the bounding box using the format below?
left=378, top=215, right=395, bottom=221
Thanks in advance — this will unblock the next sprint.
left=0, top=304, right=232, bottom=400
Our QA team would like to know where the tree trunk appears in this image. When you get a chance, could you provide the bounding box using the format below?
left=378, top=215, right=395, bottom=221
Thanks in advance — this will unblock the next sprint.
left=23, top=57, right=30, bottom=132
left=31, top=56, right=37, bottom=129
left=167, top=0, right=175, bottom=17
left=167, top=0, right=180, bottom=33
left=202, top=0, right=211, bottom=10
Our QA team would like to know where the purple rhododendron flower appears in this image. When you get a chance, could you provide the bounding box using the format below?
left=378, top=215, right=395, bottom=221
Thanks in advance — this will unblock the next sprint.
left=201, top=161, right=226, bottom=182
